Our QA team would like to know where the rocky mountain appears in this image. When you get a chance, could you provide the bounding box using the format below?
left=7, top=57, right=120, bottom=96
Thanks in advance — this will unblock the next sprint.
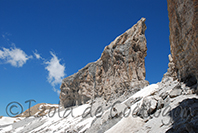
left=59, top=18, right=149, bottom=108
left=1, top=0, right=198, bottom=132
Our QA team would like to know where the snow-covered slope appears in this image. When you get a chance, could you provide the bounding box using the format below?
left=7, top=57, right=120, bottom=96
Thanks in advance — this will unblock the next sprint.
left=0, top=84, right=159, bottom=133
left=0, top=104, right=95, bottom=133
left=1, top=76, right=198, bottom=133
left=105, top=76, right=198, bottom=133
left=0, top=117, right=22, bottom=126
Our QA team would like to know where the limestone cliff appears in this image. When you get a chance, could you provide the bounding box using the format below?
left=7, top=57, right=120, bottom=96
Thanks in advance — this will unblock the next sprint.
left=60, top=18, right=149, bottom=108
left=167, top=0, right=198, bottom=87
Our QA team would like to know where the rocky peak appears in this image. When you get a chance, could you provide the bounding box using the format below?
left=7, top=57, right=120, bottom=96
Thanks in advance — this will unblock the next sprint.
left=59, top=18, right=149, bottom=108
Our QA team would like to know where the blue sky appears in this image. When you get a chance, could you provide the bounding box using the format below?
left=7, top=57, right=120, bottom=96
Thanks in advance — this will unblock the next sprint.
left=0, top=0, right=170, bottom=116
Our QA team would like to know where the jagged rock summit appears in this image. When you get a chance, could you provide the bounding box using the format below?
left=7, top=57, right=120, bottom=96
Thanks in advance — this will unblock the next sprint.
left=60, top=18, right=149, bottom=108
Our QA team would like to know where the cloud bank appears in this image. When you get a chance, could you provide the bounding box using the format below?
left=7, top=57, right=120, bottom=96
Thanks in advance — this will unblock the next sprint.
left=0, top=47, right=32, bottom=67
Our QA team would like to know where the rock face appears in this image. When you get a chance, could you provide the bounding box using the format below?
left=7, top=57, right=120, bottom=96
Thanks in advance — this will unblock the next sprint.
left=167, top=0, right=198, bottom=86
left=60, top=18, right=149, bottom=108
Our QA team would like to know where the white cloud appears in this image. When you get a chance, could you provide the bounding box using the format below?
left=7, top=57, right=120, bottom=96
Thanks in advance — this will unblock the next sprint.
left=0, top=46, right=65, bottom=95
left=33, top=50, right=42, bottom=59
left=45, top=52, right=65, bottom=87
left=0, top=47, right=32, bottom=67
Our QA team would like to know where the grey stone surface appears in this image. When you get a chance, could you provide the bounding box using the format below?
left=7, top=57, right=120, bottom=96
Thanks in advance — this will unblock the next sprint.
left=59, top=18, right=149, bottom=108
left=169, top=88, right=182, bottom=98
left=167, top=0, right=198, bottom=87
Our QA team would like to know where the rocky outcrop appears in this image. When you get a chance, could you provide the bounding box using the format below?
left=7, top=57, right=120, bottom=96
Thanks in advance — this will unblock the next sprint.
left=163, top=54, right=177, bottom=80
left=60, top=18, right=149, bottom=108
left=16, top=103, right=59, bottom=118
left=167, top=0, right=198, bottom=87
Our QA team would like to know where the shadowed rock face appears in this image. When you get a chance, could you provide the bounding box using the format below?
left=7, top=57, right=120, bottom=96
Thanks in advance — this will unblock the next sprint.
left=167, top=0, right=198, bottom=86
left=59, top=18, right=149, bottom=108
